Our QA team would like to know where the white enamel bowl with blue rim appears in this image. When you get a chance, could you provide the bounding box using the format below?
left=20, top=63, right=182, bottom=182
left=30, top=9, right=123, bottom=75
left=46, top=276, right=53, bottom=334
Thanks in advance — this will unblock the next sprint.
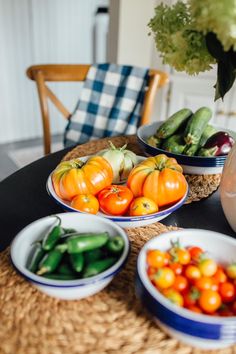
left=46, top=155, right=188, bottom=228
left=137, top=122, right=236, bottom=175
left=10, top=212, right=130, bottom=300
left=136, top=229, right=236, bottom=350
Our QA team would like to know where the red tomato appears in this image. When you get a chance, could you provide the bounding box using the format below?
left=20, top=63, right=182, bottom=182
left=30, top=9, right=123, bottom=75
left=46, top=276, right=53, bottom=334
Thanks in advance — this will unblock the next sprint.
left=219, top=282, right=235, bottom=303
left=183, top=287, right=200, bottom=307
left=188, top=246, right=204, bottom=263
left=153, top=267, right=175, bottom=289
left=98, top=185, right=133, bottom=216
left=147, top=249, right=165, bottom=268
left=173, top=275, right=188, bottom=292
left=129, top=197, right=158, bottom=216
left=198, top=290, right=222, bottom=313
left=71, top=194, right=99, bottom=214
left=169, top=262, right=183, bottom=275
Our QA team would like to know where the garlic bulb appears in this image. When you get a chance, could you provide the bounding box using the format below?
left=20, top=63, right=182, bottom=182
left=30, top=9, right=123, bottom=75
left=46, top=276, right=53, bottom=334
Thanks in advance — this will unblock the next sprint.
left=98, top=141, right=137, bottom=183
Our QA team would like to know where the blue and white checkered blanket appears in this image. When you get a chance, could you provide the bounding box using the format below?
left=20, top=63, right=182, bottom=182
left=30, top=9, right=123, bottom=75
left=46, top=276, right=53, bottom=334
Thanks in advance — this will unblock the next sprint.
left=64, top=63, right=149, bottom=147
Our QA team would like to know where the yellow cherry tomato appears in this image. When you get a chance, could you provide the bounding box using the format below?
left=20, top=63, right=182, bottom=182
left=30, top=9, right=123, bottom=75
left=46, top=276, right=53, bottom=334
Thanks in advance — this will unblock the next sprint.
left=153, top=267, right=175, bottom=289
left=129, top=197, right=158, bottom=216
left=162, top=288, right=184, bottom=307
left=199, top=259, right=217, bottom=277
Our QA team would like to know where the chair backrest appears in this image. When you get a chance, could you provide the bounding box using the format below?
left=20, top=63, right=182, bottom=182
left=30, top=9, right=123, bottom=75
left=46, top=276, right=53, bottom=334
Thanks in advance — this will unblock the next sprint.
left=26, top=64, right=169, bottom=155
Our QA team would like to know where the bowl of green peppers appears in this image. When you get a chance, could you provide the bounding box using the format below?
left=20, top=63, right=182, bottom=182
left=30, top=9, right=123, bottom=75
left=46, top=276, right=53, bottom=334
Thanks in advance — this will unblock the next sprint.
left=10, top=213, right=129, bottom=300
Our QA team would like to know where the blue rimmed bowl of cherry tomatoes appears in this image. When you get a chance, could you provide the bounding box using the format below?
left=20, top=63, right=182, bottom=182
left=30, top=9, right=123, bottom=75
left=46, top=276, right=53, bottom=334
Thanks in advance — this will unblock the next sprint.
left=136, top=229, right=236, bottom=350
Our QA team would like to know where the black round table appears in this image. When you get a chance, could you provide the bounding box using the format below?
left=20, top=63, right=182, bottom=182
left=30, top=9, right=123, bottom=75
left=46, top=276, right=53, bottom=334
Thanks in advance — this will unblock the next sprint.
left=0, top=147, right=234, bottom=252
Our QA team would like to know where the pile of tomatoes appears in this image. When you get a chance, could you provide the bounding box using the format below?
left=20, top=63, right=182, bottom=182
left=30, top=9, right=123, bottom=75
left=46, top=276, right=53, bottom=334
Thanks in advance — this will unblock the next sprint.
left=146, top=241, right=236, bottom=316
left=52, top=154, right=188, bottom=217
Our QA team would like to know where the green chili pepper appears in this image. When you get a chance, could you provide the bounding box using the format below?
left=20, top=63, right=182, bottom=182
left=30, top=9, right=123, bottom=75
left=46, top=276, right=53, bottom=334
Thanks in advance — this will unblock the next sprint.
left=37, top=246, right=64, bottom=275
left=66, top=232, right=109, bottom=254
left=42, top=273, right=78, bottom=280
left=57, top=262, right=75, bottom=276
left=84, top=248, right=104, bottom=264
left=106, top=236, right=125, bottom=254
left=82, top=257, right=117, bottom=278
left=42, top=216, right=64, bottom=251
left=27, top=243, right=45, bottom=273
left=70, top=253, right=84, bottom=272
left=62, top=228, right=78, bottom=235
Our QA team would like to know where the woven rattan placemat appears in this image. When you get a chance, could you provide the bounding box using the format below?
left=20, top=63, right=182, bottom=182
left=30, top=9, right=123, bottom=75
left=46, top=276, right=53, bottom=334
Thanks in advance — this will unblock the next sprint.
left=62, top=135, right=221, bottom=204
left=0, top=223, right=233, bottom=354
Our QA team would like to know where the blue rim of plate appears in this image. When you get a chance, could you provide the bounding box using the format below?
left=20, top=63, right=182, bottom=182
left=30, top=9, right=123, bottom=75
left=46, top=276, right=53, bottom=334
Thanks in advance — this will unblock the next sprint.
left=46, top=173, right=189, bottom=224
left=137, top=124, right=228, bottom=167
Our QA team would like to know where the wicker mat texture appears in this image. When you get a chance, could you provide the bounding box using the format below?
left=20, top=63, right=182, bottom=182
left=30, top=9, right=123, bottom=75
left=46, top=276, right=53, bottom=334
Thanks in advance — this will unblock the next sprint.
left=62, top=135, right=221, bottom=204
left=0, top=223, right=234, bottom=354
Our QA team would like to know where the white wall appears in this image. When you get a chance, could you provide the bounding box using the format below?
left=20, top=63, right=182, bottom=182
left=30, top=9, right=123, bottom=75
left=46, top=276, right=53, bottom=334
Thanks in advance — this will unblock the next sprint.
left=0, top=0, right=108, bottom=144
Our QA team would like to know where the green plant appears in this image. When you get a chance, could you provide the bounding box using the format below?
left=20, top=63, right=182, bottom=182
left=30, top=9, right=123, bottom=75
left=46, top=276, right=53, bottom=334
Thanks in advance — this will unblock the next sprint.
left=148, top=0, right=236, bottom=100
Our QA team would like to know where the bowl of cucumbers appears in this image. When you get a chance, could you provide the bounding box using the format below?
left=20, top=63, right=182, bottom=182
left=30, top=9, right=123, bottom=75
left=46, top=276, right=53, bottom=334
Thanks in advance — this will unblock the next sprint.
left=137, top=107, right=236, bottom=174
left=10, top=213, right=129, bottom=300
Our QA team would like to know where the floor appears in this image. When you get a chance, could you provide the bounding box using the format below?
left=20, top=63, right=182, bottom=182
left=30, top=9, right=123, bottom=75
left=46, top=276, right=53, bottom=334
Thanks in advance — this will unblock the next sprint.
left=0, top=135, right=63, bottom=182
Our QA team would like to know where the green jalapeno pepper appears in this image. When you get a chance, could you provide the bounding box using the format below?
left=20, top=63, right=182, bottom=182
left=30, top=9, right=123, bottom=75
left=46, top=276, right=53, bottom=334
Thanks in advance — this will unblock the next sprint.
left=42, top=215, right=64, bottom=251
left=70, top=253, right=84, bottom=272
left=82, top=257, right=117, bottom=278
left=42, top=273, right=78, bottom=280
left=66, top=232, right=109, bottom=254
left=106, top=236, right=124, bottom=254
left=37, top=245, right=65, bottom=275
left=27, top=243, right=45, bottom=273
left=84, top=248, right=104, bottom=264
left=57, top=262, right=75, bottom=276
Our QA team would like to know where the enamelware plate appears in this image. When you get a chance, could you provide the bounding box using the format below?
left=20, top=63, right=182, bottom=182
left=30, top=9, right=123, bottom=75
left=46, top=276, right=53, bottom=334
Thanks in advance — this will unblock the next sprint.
left=137, top=122, right=236, bottom=174
left=46, top=155, right=188, bottom=228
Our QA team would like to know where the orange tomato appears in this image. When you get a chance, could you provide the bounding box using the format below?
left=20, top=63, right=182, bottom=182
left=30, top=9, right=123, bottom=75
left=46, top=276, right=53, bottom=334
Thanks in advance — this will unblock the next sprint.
left=169, top=262, right=183, bottom=275
left=185, top=265, right=201, bottom=281
left=129, top=197, right=158, bottom=216
left=188, top=246, right=204, bottom=263
left=127, top=154, right=187, bottom=207
left=153, top=267, right=175, bottom=289
left=147, top=249, right=166, bottom=268
left=198, top=290, right=222, bottom=313
left=52, top=156, right=113, bottom=201
left=98, top=185, right=133, bottom=216
left=195, top=277, right=213, bottom=291
left=219, top=282, right=235, bottom=303
left=71, top=194, right=99, bottom=214
left=173, top=275, right=188, bottom=292
left=213, top=267, right=227, bottom=284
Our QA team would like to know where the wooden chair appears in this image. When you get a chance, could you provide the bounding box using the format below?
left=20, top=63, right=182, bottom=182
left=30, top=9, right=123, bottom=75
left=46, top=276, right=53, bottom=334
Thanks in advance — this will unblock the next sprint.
left=26, top=64, right=169, bottom=155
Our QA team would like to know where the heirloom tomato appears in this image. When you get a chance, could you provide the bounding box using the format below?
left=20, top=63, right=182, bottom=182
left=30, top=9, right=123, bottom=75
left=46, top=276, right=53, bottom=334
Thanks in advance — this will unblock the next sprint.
left=52, top=156, right=113, bottom=201
left=127, top=154, right=187, bottom=207
left=71, top=194, right=99, bottom=214
left=98, top=185, right=133, bottom=216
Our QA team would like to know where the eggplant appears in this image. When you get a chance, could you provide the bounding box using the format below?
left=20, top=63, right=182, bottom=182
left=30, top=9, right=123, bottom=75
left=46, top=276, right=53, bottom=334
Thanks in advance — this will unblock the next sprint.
left=197, top=131, right=235, bottom=157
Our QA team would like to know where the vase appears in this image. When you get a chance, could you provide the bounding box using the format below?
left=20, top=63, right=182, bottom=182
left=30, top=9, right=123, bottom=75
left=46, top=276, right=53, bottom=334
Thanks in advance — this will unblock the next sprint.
left=220, top=143, right=236, bottom=232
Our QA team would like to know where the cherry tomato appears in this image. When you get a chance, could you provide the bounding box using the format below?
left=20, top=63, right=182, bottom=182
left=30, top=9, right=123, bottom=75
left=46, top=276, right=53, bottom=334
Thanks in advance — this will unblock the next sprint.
left=147, top=266, right=157, bottom=280
left=199, top=258, right=217, bottom=277
left=71, top=194, right=99, bottom=214
left=173, top=275, right=188, bottom=292
left=185, top=265, right=201, bottom=281
left=164, top=252, right=171, bottom=266
left=218, top=305, right=234, bottom=317
left=226, top=263, right=236, bottom=280
left=183, top=287, right=200, bottom=307
left=219, top=282, right=235, bottom=303
left=195, top=277, right=213, bottom=291
left=153, top=267, right=175, bottom=289
left=147, top=249, right=165, bottom=268
left=169, top=262, right=183, bottom=275
left=98, top=185, right=133, bottom=216
left=213, top=267, right=227, bottom=284
left=162, top=289, right=184, bottom=307
left=129, top=197, right=158, bottom=216
left=187, top=305, right=203, bottom=314
left=170, top=242, right=191, bottom=265
left=188, top=246, right=204, bottom=263
left=198, top=290, right=222, bottom=313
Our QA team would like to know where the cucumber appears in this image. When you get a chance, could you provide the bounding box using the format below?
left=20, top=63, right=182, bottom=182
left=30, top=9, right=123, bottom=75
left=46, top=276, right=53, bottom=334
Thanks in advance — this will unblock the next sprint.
left=146, top=135, right=162, bottom=148
left=199, top=124, right=217, bottom=147
left=183, top=144, right=199, bottom=156
left=161, top=134, right=186, bottom=154
left=184, top=107, right=212, bottom=145
left=156, top=108, right=192, bottom=139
